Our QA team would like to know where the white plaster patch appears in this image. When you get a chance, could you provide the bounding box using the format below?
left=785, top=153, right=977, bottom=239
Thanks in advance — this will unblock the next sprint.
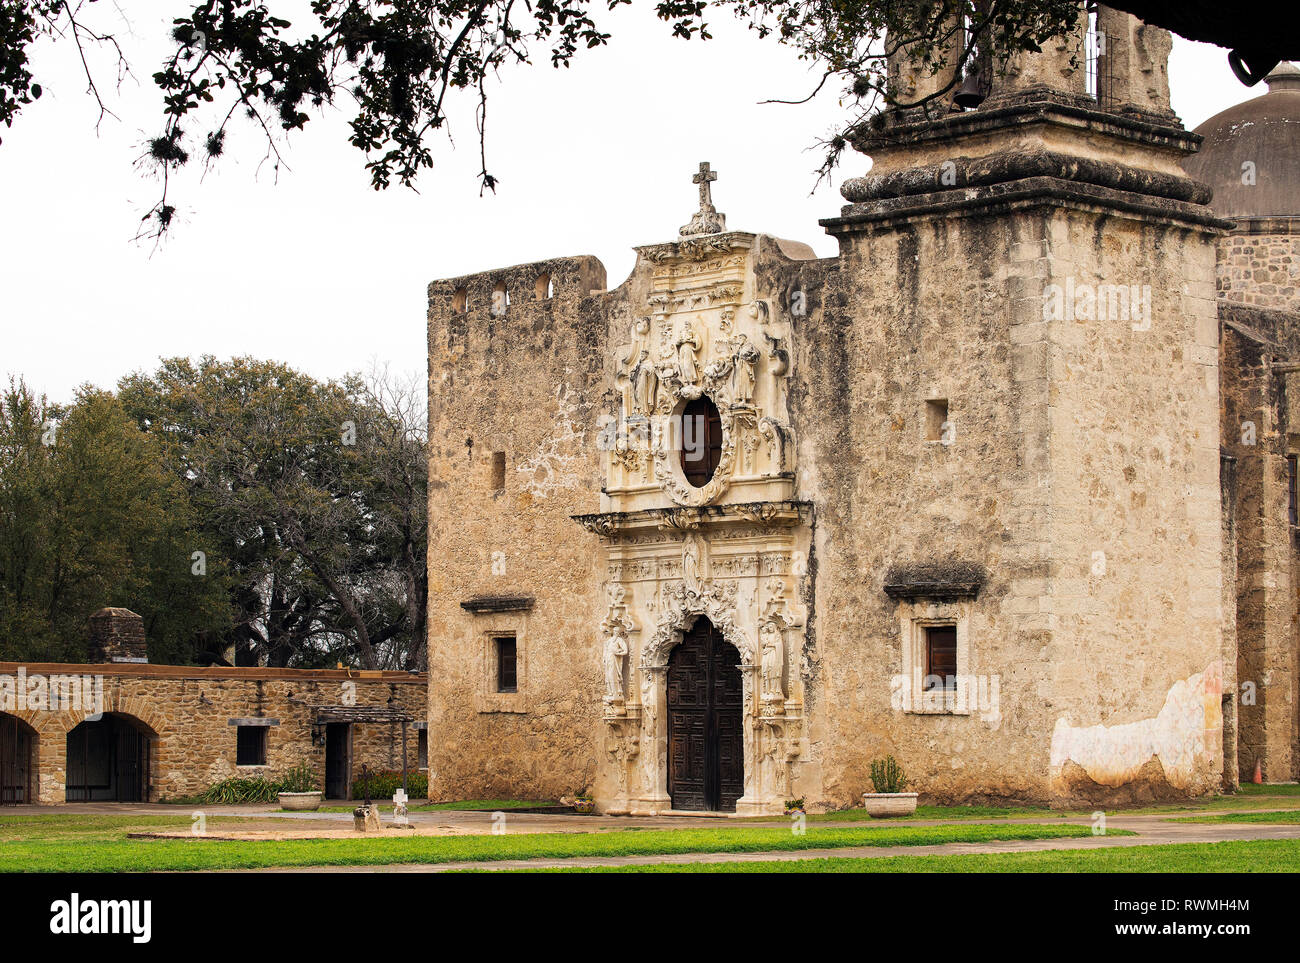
left=1049, top=661, right=1223, bottom=789
left=516, top=379, right=586, bottom=498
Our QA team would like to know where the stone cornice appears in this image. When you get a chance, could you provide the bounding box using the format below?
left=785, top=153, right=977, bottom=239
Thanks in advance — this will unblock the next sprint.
left=852, top=87, right=1199, bottom=158
left=459, top=595, right=536, bottom=614
left=573, top=500, right=813, bottom=538
left=842, top=148, right=1212, bottom=207
left=1226, top=216, right=1300, bottom=236
left=883, top=562, right=986, bottom=601
left=822, top=175, right=1234, bottom=237
left=635, top=232, right=754, bottom=264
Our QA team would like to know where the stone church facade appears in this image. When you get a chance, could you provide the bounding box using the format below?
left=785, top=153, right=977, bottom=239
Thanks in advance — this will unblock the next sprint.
left=426, top=5, right=1298, bottom=812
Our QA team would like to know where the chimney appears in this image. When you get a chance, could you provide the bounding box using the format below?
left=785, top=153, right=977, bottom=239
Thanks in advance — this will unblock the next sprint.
left=88, top=608, right=148, bottom=664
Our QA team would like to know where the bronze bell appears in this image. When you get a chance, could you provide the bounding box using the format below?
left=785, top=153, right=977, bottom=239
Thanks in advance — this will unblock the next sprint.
left=953, top=69, right=988, bottom=109
left=1229, top=49, right=1280, bottom=87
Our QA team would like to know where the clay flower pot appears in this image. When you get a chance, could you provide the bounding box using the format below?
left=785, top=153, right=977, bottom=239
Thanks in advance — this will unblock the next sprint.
left=861, top=792, right=918, bottom=818
left=573, top=796, right=596, bottom=815
left=278, top=791, right=323, bottom=811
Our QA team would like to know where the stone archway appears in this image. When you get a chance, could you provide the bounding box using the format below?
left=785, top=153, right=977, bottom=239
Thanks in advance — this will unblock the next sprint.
left=0, top=713, right=36, bottom=805
left=628, top=580, right=771, bottom=814
left=65, top=713, right=155, bottom=802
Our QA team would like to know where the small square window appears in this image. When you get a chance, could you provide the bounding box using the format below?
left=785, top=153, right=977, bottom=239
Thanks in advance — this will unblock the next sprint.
left=236, top=726, right=267, bottom=766
left=925, top=399, right=949, bottom=442
left=495, top=636, right=517, bottom=693
left=924, top=625, right=958, bottom=692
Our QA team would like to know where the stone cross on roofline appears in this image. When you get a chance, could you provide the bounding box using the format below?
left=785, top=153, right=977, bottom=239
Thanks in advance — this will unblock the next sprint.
left=679, top=161, right=728, bottom=237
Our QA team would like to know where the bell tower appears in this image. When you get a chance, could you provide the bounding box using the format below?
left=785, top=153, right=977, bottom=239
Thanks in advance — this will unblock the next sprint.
left=805, top=2, right=1234, bottom=803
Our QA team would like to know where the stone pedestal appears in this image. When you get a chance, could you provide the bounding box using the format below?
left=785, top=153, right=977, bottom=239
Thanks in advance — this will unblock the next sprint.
left=353, top=805, right=381, bottom=833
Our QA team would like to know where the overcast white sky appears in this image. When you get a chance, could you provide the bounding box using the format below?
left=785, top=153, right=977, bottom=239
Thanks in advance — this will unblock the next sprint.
left=0, top=5, right=1253, bottom=402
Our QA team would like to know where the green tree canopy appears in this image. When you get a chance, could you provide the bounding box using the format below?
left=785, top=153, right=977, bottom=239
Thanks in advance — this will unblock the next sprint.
left=117, top=356, right=428, bottom=669
left=0, top=378, right=230, bottom=663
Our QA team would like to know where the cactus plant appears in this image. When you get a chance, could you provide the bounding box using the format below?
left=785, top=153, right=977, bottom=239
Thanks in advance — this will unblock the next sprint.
left=869, top=755, right=908, bottom=794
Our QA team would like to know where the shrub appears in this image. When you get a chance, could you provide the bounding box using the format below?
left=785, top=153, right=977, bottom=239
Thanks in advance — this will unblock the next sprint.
left=278, top=762, right=319, bottom=794
left=200, top=762, right=321, bottom=804
left=869, top=756, right=908, bottom=794
left=350, top=769, right=428, bottom=801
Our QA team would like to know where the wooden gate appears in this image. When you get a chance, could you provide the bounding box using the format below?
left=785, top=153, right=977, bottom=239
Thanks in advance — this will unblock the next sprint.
left=0, top=715, right=33, bottom=805
left=66, top=715, right=150, bottom=802
left=667, top=618, right=743, bottom=811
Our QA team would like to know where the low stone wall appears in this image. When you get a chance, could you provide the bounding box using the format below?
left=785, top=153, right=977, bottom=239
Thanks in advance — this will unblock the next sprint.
left=0, top=662, right=426, bottom=804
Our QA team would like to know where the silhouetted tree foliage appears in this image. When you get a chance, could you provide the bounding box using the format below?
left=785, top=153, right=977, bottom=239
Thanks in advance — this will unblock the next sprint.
left=0, top=0, right=1161, bottom=238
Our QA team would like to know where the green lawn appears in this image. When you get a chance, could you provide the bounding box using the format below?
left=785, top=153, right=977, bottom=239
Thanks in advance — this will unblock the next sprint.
left=506, top=839, right=1300, bottom=873
left=0, top=816, right=1109, bottom=873
left=1172, top=809, right=1300, bottom=825
left=1238, top=783, right=1300, bottom=795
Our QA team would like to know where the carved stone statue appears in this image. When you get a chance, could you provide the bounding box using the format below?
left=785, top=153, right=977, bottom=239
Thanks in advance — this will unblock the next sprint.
left=682, top=536, right=701, bottom=593
left=760, top=620, right=784, bottom=701
left=604, top=624, right=628, bottom=703
left=632, top=350, right=658, bottom=414
left=733, top=333, right=759, bottom=403
left=676, top=322, right=701, bottom=386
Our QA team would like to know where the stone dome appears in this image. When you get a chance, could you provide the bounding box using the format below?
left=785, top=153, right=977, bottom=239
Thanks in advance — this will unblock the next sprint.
left=1182, top=63, right=1300, bottom=219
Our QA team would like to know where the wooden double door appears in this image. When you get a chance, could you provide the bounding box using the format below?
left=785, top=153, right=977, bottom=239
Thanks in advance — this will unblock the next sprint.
left=667, top=618, right=744, bottom=811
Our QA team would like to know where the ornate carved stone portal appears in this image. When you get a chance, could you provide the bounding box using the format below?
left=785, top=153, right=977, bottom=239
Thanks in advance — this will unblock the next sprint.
left=577, top=187, right=813, bottom=815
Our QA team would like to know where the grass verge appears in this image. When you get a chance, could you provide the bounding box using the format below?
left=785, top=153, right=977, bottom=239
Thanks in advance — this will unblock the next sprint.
left=0, top=818, right=1109, bottom=873
left=1170, top=810, right=1300, bottom=825
left=498, top=839, right=1300, bottom=873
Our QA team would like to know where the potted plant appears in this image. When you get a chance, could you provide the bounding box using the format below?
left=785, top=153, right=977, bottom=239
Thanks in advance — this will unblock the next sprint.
left=573, top=787, right=596, bottom=815
left=862, top=755, right=918, bottom=818
left=784, top=798, right=806, bottom=816
left=276, top=762, right=323, bottom=811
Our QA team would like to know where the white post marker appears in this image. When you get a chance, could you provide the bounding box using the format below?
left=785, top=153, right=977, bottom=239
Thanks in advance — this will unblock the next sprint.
left=393, top=788, right=409, bottom=826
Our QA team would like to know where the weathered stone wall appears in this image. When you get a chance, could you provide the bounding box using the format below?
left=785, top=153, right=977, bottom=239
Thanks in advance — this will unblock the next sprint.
left=1219, top=303, right=1300, bottom=781
left=1217, top=222, right=1300, bottom=315
left=426, top=256, right=612, bottom=802
left=0, top=663, right=425, bottom=804
left=795, top=203, right=1222, bottom=806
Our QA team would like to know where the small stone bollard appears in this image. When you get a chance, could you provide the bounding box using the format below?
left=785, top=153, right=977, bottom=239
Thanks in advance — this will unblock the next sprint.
left=353, top=805, right=381, bottom=833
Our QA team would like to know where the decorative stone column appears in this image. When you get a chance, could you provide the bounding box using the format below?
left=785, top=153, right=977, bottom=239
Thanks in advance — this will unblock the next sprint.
left=734, top=662, right=776, bottom=816
left=636, top=664, right=671, bottom=813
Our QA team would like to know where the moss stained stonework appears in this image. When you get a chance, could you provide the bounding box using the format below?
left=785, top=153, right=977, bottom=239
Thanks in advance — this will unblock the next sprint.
left=423, top=8, right=1279, bottom=812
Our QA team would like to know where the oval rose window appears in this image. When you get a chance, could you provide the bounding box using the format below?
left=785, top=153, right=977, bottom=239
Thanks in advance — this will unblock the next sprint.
left=680, top=397, right=723, bottom=488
